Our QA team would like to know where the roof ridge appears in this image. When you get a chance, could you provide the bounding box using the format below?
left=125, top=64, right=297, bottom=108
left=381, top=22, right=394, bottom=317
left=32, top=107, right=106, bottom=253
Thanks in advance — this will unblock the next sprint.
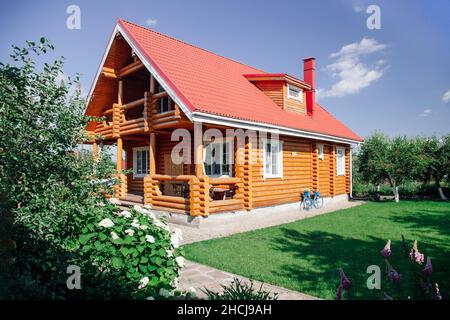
left=118, top=19, right=266, bottom=73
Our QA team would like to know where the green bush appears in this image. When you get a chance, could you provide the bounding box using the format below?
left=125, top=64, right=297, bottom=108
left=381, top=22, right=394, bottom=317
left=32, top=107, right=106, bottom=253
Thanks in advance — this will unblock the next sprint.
left=78, top=200, right=184, bottom=299
left=0, top=39, right=185, bottom=300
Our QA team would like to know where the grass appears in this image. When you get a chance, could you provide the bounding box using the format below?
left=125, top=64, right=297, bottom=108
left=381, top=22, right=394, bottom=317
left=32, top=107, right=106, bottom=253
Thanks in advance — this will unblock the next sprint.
left=183, top=201, right=450, bottom=299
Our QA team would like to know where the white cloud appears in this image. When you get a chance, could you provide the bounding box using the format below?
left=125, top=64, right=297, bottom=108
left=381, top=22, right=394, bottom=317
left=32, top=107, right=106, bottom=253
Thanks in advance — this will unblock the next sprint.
left=442, top=89, right=450, bottom=103
left=317, top=38, right=387, bottom=99
left=419, top=109, right=432, bottom=117
left=145, top=18, right=158, bottom=27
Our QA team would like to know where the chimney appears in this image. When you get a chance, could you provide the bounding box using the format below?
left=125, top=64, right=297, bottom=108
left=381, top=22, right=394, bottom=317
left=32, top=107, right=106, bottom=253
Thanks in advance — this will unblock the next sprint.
left=303, top=57, right=316, bottom=117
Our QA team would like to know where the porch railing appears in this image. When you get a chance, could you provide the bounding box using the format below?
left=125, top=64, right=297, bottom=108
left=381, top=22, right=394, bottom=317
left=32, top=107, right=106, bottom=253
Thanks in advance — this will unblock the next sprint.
left=143, top=174, right=244, bottom=216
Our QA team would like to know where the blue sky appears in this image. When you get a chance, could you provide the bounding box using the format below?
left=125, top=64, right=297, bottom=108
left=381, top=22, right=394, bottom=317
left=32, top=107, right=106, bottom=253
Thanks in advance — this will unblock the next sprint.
left=1, top=0, right=449, bottom=138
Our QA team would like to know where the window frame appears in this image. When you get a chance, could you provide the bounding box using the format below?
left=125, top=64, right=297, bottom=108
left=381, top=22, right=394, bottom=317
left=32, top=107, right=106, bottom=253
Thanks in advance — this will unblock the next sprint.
left=133, top=146, right=150, bottom=178
left=262, top=138, right=283, bottom=179
left=203, top=139, right=233, bottom=178
left=336, top=146, right=346, bottom=176
left=318, top=143, right=324, bottom=160
left=159, top=96, right=170, bottom=113
left=287, top=84, right=303, bottom=102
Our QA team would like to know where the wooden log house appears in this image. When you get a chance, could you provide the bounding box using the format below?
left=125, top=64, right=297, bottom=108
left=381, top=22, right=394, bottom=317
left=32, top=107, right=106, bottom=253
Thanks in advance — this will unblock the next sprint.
left=84, top=20, right=363, bottom=216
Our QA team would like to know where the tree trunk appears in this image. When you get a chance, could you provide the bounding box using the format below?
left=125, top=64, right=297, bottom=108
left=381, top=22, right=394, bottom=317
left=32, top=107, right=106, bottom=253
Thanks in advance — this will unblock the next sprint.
left=388, top=177, right=400, bottom=203
left=393, top=186, right=399, bottom=203
left=435, top=179, right=447, bottom=200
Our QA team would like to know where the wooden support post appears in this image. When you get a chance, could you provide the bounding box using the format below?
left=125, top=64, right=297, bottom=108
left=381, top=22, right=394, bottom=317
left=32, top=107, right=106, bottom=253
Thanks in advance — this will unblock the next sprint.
left=194, top=122, right=204, bottom=177
left=118, top=79, right=123, bottom=105
left=115, top=137, right=125, bottom=198
left=149, top=133, right=156, bottom=175
left=116, top=138, right=123, bottom=172
left=92, top=141, right=98, bottom=161
left=150, top=74, right=156, bottom=94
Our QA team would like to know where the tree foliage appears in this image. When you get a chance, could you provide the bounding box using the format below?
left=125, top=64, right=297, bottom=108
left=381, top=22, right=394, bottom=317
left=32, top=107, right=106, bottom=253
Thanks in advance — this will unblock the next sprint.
left=356, top=132, right=449, bottom=201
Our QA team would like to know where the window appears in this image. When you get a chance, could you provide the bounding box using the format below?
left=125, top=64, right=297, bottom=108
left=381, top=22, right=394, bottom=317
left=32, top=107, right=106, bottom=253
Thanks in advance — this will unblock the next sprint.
left=336, top=147, right=346, bottom=176
left=158, top=85, right=170, bottom=113
left=318, top=144, right=324, bottom=160
left=287, top=84, right=303, bottom=102
left=159, top=97, right=170, bottom=113
left=133, top=147, right=149, bottom=178
left=263, top=139, right=283, bottom=178
left=204, top=142, right=232, bottom=177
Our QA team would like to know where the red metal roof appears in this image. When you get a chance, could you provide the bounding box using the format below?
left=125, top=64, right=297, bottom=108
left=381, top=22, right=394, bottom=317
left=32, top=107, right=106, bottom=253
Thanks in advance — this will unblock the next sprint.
left=118, top=19, right=362, bottom=142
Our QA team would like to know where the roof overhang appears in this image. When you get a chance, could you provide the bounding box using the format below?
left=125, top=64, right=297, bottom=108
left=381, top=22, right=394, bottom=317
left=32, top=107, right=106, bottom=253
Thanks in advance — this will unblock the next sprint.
left=192, top=111, right=363, bottom=145
left=84, top=22, right=194, bottom=121
left=85, top=20, right=362, bottom=145
left=244, top=73, right=312, bottom=90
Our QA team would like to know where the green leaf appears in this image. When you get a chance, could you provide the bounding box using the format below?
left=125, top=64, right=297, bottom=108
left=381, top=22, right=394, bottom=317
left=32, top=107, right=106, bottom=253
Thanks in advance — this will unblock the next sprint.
left=79, top=233, right=95, bottom=245
left=111, top=257, right=124, bottom=268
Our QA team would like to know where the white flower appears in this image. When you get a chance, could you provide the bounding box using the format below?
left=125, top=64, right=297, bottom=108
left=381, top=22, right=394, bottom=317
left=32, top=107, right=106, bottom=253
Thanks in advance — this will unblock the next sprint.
left=110, top=231, right=119, bottom=240
left=98, top=218, right=114, bottom=228
left=145, top=235, right=155, bottom=243
left=175, top=256, right=185, bottom=268
left=98, top=201, right=106, bottom=207
left=187, top=287, right=197, bottom=298
left=145, top=296, right=155, bottom=300
left=146, top=211, right=156, bottom=220
left=133, top=205, right=150, bottom=215
left=154, top=219, right=169, bottom=231
left=125, top=229, right=135, bottom=236
left=108, top=197, right=121, bottom=205
left=166, top=250, right=173, bottom=258
left=171, top=234, right=180, bottom=248
left=170, top=277, right=179, bottom=288
left=138, top=276, right=149, bottom=289
left=131, top=219, right=140, bottom=228
left=117, top=210, right=132, bottom=218
left=159, top=288, right=172, bottom=298
left=139, top=225, right=149, bottom=230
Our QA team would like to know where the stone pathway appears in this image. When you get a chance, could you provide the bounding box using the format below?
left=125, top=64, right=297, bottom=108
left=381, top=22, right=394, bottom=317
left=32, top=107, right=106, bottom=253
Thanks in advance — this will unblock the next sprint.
left=178, top=260, right=318, bottom=300
left=172, top=199, right=363, bottom=245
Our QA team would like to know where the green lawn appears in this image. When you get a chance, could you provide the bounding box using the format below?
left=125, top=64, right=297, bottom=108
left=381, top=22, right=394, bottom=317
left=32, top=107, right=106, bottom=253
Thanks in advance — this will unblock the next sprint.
left=183, top=201, right=450, bottom=299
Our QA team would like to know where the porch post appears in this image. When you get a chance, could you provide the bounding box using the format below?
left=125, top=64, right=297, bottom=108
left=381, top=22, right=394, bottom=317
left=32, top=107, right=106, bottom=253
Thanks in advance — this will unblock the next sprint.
left=149, top=133, right=156, bottom=175
left=194, top=122, right=203, bottom=176
left=116, top=137, right=126, bottom=198
left=116, top=138, right=123, bottom=172
left=92, top=141, right=98, bottom=161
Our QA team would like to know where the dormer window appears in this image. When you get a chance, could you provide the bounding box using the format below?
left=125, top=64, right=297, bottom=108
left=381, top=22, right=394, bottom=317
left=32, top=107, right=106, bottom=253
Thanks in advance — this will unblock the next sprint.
left=287, top=84, right=303, bottom=102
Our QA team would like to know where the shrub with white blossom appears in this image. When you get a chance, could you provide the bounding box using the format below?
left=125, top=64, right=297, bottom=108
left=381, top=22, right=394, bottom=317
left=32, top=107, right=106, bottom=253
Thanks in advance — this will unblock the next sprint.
left=78, top=199, right=184, bottom=299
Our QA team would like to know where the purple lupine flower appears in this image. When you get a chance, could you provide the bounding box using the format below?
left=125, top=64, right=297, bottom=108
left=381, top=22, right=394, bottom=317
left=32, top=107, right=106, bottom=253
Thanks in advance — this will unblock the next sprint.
left=380, top=240, right=392, bottom=257
left=409, top=240, right=425, bottom=264
left=423, top=257, right=433, bottom=275
left=386, top=260, right=401, bottom=283
left=339, top=268, right=352, bottom=290
left=335, top=284, right=343, bottom=300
